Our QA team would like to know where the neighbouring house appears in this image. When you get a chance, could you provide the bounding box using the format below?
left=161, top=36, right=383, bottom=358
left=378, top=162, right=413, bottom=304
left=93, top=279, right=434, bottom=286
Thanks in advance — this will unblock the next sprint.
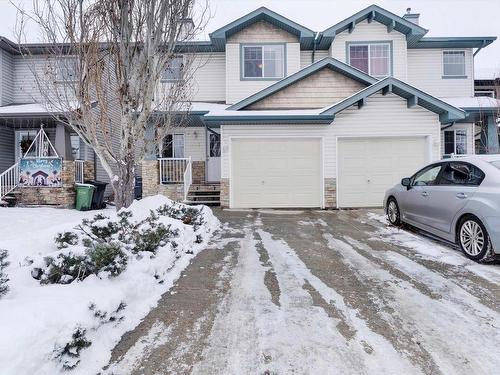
left=0, top=4, right=499, bottom=209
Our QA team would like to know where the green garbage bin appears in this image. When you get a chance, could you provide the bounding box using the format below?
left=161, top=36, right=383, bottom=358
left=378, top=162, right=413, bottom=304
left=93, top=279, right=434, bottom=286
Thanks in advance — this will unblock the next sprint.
left=75, top=183, right=95, bottom=211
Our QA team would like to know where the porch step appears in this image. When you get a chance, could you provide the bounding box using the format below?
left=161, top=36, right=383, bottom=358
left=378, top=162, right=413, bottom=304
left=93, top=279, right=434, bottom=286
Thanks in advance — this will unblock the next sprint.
left=185, top=183, right=221, bottom=206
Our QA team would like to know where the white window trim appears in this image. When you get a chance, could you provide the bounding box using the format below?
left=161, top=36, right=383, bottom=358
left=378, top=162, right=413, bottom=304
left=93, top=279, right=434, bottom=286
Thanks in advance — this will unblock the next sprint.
left=160, top=133, right=185, bottom=158
left=347, top=42, right=392, bottom=78
left=241, top=44, right=286, bottom=80
left=442, top=50, right=467, bottom=78
left=444, top=129, right=468, bottom=155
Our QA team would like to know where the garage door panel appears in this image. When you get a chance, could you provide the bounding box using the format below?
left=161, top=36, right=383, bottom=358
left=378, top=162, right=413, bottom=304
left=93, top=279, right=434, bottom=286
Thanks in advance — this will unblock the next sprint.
left=231, top=138, right=321, bottom=208
left=338, top=137, right=427, bottom=208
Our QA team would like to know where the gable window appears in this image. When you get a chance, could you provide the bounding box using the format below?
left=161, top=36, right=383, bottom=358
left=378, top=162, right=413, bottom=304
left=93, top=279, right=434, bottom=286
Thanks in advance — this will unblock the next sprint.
left=161, top=56, right=184, bottom=82
left=443, top=51, right=466, bottom=77
left=161, top=134, right=185, bottom=158
left=242, top=44, right=285, bottom=79
left=348, top=43, right=391, bottom=78
left=444, top=129, right=467, bottom=155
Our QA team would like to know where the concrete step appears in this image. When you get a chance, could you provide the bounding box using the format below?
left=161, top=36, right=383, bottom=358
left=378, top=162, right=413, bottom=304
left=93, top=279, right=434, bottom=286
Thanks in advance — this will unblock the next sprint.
left=183, top=200, right=220, bottom=206
left=187, top=194, right=220, bottom=199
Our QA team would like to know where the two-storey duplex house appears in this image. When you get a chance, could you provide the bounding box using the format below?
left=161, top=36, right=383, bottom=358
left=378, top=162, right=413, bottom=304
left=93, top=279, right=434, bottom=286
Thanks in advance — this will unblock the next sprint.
left=0, top=4, right=498, bottom=210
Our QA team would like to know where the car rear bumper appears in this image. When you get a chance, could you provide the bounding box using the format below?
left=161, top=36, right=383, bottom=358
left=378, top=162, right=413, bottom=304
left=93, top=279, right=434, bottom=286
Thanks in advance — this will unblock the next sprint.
left=483, top=216, right=500, bottom=254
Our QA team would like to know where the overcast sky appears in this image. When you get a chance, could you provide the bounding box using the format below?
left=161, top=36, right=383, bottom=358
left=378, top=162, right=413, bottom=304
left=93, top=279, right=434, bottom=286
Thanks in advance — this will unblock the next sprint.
left=1, top=0, right=498, bottom=78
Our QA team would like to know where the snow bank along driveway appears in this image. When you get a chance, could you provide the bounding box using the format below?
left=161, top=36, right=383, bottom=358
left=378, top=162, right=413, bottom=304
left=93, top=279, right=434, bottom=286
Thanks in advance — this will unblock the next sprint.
left=0, top=196, right=219, bottom=375
left=108, top=208, right=500, bottom=375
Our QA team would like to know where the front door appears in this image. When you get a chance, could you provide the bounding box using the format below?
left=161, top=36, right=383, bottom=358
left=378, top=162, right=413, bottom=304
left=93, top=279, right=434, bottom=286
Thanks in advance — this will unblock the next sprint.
left=15, top=130, right=38, bottom=162
left=206, top=129, right=221, bottom=182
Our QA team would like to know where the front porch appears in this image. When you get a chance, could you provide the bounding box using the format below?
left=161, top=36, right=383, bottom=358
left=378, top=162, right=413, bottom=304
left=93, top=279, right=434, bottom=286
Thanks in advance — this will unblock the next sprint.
left=0, top=113, right=95, bottom=207
left=142, top=158, right=220, bottom=205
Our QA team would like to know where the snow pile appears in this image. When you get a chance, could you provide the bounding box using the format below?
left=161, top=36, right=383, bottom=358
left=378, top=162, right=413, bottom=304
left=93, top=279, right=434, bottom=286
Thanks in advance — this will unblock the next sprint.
left=0, top=195, right=219, bottom=375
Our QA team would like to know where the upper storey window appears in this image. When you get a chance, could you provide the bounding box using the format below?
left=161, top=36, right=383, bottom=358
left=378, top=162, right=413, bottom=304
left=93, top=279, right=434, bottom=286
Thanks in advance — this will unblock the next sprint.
left=161, top=56, right=184, bottom=82
left=55, top=58, right=78, bottom=82
left=443, top=51, right=466, bottom=78
left=348, top=42, right=391, bottom=79
left=242, top=44, right=285, bottom=80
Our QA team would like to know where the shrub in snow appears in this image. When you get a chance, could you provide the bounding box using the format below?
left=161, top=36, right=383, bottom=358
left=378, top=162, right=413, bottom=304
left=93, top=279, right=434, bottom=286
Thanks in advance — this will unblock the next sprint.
left=54, top=232, right=79, bottom=249
left=0, top=249, right=9, bottom=297
left=156, top=203, right=205, bottom=230
left=54, top=327, right=92, bottom=370
left=89, top=301, right=127, bottom=324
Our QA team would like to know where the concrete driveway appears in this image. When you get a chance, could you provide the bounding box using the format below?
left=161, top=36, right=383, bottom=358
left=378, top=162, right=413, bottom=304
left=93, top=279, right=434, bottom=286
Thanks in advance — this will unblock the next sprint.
left=106, top=209, right=500, bottom=375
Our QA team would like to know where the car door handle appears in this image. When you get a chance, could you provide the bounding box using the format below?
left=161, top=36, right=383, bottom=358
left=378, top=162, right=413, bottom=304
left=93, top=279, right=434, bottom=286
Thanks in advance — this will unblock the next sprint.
left=421, top=192, right=429, bottom=197
left=456, top=192, right=468, bottom=199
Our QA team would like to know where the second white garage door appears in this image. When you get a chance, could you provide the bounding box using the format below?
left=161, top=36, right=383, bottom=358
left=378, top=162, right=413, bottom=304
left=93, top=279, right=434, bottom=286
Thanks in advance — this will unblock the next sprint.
left=231, top=138, right=321, bottom=208
left=337, top=137, right=428, bottom=208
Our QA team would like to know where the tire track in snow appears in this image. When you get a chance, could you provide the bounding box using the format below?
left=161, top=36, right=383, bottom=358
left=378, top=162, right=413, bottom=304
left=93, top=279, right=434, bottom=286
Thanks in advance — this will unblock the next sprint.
left=323, top=232, right=500, bottom=375
left=194, top=216, right=420, bottom=374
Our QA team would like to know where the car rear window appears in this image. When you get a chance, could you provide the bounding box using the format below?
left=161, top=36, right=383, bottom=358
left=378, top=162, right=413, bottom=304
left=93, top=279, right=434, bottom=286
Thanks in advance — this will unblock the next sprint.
left=490, top=161, right=500, bottom=170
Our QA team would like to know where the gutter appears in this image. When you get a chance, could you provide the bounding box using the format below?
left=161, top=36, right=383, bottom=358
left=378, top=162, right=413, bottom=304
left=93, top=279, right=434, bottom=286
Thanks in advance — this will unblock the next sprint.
left=441, top=122, right=455, bottom=131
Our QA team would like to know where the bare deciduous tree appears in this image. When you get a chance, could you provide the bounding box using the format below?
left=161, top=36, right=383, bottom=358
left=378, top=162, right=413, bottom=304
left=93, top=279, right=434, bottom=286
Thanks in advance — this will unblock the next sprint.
left=15, top=0, right=209, bottom=209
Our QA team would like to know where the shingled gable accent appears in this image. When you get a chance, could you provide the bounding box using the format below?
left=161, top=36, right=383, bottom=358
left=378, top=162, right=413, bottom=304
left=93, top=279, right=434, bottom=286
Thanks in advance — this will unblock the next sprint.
left=228, top=57, right=377, bottom=111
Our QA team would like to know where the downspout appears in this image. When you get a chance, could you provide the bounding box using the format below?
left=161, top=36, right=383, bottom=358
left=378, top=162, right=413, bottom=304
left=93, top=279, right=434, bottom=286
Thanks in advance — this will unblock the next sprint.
left=312, top=32, right=321, bottom=64
left=473, top=40, right=488, bottom=57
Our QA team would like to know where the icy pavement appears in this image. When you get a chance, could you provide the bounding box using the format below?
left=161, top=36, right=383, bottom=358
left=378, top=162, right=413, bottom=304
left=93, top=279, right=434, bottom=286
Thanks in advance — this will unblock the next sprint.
left=107, top=209, right=500, bottom=375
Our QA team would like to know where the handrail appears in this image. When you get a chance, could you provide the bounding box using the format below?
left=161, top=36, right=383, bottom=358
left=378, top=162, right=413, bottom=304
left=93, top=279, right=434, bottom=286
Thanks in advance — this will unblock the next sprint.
left=159, top=157, right=189, bottom=184
left=183, top=157, right=192, bottom=202
left=0, top=163, right=20, bottom=200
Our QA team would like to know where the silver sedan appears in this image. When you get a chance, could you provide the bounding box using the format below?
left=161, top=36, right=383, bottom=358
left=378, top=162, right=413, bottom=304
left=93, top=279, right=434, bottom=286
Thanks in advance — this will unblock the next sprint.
left=384, top=155, right=500, bottom=262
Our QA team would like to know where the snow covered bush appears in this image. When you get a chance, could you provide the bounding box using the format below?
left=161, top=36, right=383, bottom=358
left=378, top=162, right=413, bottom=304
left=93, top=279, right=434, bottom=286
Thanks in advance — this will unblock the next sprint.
left=53, top=327, right=92, bottom=370
left=0, top=249, right=9, bottom=297
left=55, top=232, right=79, bottom=249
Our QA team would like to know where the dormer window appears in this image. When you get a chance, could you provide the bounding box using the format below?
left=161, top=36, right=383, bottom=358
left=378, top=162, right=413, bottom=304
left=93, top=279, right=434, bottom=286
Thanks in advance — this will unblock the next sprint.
left=242, top=44, right=285, bottom=80
left=347, top=42, right=391, bottom=79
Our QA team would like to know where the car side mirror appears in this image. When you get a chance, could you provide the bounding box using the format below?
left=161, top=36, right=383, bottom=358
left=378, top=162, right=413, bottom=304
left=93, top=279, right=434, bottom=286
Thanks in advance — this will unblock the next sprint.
left=401, top=177, right=411, bottom=190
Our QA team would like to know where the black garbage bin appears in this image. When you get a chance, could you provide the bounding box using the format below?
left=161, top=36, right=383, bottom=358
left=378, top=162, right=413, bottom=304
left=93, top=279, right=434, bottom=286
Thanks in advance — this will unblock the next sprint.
left=134, top=176, right=143, bottom=200
left=85, top=180, right=108, bottom=209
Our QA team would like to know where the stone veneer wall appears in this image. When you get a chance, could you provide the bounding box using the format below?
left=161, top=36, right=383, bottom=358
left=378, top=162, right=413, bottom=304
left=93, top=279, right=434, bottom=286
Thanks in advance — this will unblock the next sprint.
left=324, top=178, right=336, bottom=209
left=192, top=161, right=205, bottom=184
left=17, top=160, right=94, bottom=208
left=220, top=178, right=230, bottom=208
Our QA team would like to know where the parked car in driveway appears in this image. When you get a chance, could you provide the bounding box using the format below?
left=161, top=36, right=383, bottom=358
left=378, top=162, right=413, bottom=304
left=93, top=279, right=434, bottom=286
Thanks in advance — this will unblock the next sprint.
left=384, top=156, right=500, bottom=262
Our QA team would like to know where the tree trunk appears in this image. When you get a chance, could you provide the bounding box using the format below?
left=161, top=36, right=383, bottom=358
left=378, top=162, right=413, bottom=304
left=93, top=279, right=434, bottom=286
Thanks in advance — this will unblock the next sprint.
left=112, top=158, right=136, bottom=211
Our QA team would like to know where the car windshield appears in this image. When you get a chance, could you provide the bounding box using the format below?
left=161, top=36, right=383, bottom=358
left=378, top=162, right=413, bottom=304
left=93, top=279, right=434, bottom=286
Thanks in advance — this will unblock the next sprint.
left=490, top=160, right=500, bottom=170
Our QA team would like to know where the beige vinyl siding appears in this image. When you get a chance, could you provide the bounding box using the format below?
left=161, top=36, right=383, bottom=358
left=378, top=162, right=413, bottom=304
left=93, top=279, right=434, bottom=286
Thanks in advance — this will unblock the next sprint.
left=247, top=68, right=366, bottom=109
left=300, top=50, right=330, bottom=68
left=225, top=20, right=301, bottom=104
left=162, top=127, right=206, bottom=161
left=329, top=20, right=407, bottom=80
left=407, top=48, right=474, bottom=98
left=221, top=92, right=441, bottom=180
left=0, top=50, right=14, bottom=106
left=189, top=53, right=226, bottom=102
left=440, top=123, right=475, bottom=155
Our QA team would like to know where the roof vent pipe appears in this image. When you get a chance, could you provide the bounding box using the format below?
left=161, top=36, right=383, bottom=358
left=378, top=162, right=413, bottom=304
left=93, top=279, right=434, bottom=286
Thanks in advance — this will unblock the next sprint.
left=403, top=7, right=420, bottom=25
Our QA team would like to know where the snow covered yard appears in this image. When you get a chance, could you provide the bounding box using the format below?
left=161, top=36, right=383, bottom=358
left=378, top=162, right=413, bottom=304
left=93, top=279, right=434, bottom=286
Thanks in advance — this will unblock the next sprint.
left=107, top=208, right=500, bottom=375
left=0, top=196, right=219, bottom=375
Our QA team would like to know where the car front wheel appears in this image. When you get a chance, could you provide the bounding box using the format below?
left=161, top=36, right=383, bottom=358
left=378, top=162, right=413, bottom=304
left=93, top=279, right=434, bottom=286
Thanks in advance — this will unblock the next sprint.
left=387, top=198, right=401, bottom=226
left=458, top=216, right=491, bottom=262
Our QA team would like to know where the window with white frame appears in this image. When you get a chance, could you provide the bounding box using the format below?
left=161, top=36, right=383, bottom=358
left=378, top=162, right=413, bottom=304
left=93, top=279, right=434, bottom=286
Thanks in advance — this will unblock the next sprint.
left=242, top=44, right=285, bottom=79
left=444, top=129, right=467, bottom=155
left=161, top=134, right=185, bottom=158
left=55, top=58, right=78, bottom=82
left=348, top=43, right=391, bottom=78
left=161, top=56, right=184, bottom=82
left=443, top=51, right=466, bottom=77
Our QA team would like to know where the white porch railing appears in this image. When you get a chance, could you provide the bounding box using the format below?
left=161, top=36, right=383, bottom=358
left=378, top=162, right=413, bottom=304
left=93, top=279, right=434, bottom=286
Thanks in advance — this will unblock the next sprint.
left=0, top=163, right=19, bottom=199
left=159, top=158, right=190, bottom=184
left=74, top=160, right=85, bottom=184
left=183, top=157, right=193, bottom=201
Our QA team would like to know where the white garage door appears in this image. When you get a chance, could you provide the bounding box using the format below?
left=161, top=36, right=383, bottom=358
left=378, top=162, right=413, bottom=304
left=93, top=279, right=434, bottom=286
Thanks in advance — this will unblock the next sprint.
left=231, top=138, right=321, bottom=208
left=338, top=137, right=428, bottom=208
